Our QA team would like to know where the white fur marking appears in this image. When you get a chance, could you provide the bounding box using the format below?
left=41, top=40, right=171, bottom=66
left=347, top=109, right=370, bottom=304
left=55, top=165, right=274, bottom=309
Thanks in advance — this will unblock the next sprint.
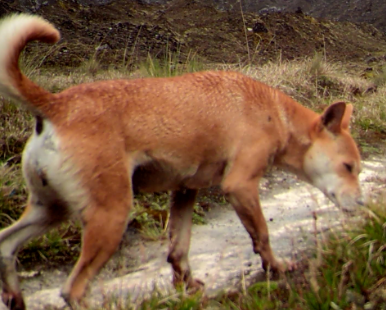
left=23, top=120, right=88, bottom=213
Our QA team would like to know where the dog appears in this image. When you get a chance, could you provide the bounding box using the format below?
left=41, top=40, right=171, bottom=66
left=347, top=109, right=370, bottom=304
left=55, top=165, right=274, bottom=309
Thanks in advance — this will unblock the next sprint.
left=0, top=13, right=363, bottom=309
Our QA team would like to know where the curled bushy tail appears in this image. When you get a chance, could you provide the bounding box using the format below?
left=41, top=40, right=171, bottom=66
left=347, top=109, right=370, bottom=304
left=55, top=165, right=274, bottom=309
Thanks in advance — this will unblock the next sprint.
left=0, top=14, right=60, bottom=115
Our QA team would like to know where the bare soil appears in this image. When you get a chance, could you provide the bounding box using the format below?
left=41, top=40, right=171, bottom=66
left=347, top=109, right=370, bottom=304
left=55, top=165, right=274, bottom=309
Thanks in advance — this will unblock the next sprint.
left=1, top=0, right=386, bottom=67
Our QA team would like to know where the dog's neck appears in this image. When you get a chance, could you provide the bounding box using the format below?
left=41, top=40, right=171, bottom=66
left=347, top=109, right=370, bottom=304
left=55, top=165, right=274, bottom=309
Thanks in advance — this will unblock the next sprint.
left=273, top=93, right=318, bottom=179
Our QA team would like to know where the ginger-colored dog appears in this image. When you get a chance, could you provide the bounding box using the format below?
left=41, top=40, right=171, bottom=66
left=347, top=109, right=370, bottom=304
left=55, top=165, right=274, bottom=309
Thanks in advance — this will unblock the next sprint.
left=0, top=14, right=363, bottom=309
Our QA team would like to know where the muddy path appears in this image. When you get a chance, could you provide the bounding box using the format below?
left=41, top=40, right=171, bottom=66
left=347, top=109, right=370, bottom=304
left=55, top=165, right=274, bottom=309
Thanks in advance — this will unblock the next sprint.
left=1, top=155, right=384, bottom=310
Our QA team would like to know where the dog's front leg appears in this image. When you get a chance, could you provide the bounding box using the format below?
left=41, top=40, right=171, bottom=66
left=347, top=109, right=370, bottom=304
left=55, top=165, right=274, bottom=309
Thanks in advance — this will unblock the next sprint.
left=225, top=183, right=284, bottom=273
left=167, top=189, right=203, bottom=290
left=222, top=147, right=284, bottom=274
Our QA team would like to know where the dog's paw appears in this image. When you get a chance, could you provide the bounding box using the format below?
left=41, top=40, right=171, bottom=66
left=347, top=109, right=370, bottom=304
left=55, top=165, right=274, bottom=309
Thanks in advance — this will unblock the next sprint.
left=174, top=277, right=205, bottom=294
left=186, top=278, right=205, bottom=294
left=279, top=259, right=297, bottom=273
left=2, top=290, right=25, bottom=310
left=263, top=259, right=296, bottom=276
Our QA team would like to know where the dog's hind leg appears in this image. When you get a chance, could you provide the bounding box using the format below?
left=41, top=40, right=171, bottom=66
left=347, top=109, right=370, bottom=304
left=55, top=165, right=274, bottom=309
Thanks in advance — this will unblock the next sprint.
left=60, top=173, right=132, bottom=306
left=0, top=196, right=68, bottom=310
left=167, top=189, right=203, bottom=290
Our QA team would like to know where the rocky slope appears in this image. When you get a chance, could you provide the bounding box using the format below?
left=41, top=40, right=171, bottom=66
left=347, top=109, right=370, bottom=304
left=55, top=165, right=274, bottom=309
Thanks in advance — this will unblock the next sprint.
left=1, top=0, right=386, bottom=67
left=5, top=0, right=386, bottom=32
left=214, top=0, right=386, bottom=33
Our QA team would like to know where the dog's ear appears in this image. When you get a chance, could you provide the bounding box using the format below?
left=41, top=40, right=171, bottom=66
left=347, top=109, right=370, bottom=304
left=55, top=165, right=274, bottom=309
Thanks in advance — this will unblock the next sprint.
left=341, top=103, right=353, bottom=130
left=319, top=101, right=347, bottom=134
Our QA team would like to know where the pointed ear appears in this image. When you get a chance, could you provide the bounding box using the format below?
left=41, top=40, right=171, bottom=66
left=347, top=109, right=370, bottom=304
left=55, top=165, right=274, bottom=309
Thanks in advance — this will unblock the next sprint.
left=341, top=103, right=353, bottom=130
left=320, top=101, right=347, bottom=134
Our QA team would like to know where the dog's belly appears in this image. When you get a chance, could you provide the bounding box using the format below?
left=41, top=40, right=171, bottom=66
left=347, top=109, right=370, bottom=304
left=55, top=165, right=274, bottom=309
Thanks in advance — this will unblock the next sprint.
left=132, top=160, right=227, bottom=193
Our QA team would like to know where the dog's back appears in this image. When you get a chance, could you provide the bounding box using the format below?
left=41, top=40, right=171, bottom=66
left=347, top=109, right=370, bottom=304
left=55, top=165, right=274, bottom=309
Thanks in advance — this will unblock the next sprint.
left=38, top=71, right=294, bottom=195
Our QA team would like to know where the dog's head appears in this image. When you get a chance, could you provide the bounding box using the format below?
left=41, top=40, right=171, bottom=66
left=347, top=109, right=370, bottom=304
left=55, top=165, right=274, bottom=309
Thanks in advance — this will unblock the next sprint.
left=303, top=102, right=363, bottom=212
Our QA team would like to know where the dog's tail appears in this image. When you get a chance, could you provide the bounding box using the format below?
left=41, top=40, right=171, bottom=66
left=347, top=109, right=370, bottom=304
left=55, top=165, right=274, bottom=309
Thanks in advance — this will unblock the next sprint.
left=0, top=14, right=60, bottom=116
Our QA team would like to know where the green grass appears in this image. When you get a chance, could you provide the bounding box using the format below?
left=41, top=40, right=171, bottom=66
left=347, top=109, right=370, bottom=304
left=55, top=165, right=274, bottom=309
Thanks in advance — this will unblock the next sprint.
left=130, top=192, right=207, bottom=241
left=139, top=50, right=204, bottom=78
left=213, top=281, right=291, bottom=310
left=19, top=222, right=81, bottom=268
left=299, top=206, right=386, bottom=309
left=0, top=164, right=26, bottom=227
left=135, top=291, right=203, bottom=310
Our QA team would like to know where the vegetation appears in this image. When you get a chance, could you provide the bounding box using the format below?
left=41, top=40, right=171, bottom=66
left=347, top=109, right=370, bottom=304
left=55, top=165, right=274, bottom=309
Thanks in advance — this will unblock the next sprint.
left=139, top=50, right=204, bottom=78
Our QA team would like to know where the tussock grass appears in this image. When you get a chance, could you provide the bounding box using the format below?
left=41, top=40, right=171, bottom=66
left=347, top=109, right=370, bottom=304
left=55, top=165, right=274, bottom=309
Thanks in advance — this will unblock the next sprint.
left=130, top=192, right=206, bottom=241
left=139, top=50, right=204, bottom=78
left=0, top=99, right=32, bottom=161
left=235, top=56, right=377, bottom=111
left=294, top=203, right=386, bottom=310
left=0, top=164, right=26, bottom=227
left=20, top=222, right=81, bottom=267
left=354, top=88, right=386, bottom=134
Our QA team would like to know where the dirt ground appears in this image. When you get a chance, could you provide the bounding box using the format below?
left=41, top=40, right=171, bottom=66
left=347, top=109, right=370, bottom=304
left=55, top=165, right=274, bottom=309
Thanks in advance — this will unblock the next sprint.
left=1, top=0, right=386, bottom=67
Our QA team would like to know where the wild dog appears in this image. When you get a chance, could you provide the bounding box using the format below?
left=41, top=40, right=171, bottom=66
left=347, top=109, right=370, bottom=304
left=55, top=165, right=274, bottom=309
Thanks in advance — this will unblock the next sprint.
left=0, top=13, right=362, bottom=310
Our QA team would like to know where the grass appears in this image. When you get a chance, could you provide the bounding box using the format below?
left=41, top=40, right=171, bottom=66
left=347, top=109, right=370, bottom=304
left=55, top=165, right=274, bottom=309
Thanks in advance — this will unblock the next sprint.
left=296, top=204, right=386, bottom=309
left=130, top=193, right=207, bottom=241
left=0, top=164, right=26, bottom=226
left=139, top=50, right=204, bottom=78
left=237, top=54, right=377, bottom=110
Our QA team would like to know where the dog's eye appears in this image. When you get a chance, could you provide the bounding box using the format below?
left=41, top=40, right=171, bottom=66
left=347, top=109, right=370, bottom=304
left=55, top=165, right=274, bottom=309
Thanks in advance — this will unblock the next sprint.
left=343, top=163, right=353, bottom=173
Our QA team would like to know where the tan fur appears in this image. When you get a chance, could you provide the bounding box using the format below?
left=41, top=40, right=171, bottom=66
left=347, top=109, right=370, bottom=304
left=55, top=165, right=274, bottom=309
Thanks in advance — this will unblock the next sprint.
left=0, top=14, right=362, bottom=309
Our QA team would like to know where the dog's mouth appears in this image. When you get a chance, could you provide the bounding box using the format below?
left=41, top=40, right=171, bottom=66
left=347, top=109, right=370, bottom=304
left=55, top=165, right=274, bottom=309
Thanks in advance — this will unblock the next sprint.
left=323, top=191, right=353, bottom=213
left=326, top=191, right=365, bottom=214
left=325, top=190, right=340, bottom=207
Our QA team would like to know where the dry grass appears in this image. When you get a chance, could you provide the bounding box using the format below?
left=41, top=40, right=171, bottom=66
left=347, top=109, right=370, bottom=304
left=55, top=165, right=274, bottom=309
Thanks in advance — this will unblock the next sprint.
left=0, top=164, right=26, bottom=227
left=0, top=100, right=32, bottom=161
left=234, top=56, right=377, bottom=110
